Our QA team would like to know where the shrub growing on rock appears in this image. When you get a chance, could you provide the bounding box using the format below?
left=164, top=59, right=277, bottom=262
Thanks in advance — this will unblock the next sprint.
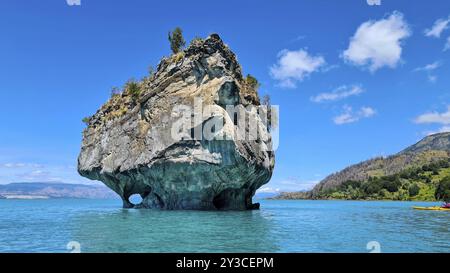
left=82, top=116, right=91, bottom=125
left=245, top=74, right=260, bottom=90
left=168, top=27, right=186, bottom=54
left=125, top=79, right=141, bottom=101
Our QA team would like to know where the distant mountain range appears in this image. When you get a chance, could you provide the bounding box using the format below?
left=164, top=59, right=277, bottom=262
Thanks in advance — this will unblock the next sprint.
left=254, top=192, right=280, bottom=200
left=274, top=132, right=450, bottom=201
left=0, top=182, right=118, bottom=199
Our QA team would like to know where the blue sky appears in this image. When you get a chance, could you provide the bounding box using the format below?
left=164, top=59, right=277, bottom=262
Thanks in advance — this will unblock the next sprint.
left=1, top=0, right=450, bottom=193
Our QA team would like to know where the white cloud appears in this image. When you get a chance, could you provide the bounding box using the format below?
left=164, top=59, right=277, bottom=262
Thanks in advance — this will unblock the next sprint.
left=342, top=11, right=411, bottom=72
left=414, top=61, right=442, bottom=83
left=0, top=163, right=42, bottom=168
left=0, top=162, right=90, bottom=185
left=414, top=106, right=450, bottom=125
left=333, top=105, right=376, bottom=125
left=291, top=35, right=306, bottom=43
left=17, top=170, right=62, bottom=182
left=424, top=16, right=450, bottom=38
left=416, top=106, right=450, bottom=136
left=334, top=107, right=358, bottom=125
left=311, top=85, right=364, bottom=103
left=259, top=177, right=320, bottom=193
left=445, top=36, right=450, bottom=51
left=270, top=49, right=326, bottom=88
left=424, top=126, right=450, bottom=136
left=428, top=75, right=438, bottom=83
left=1, top=163, right=25, bottom=168
left=360, top=106, right=376, bottom=117
left=414, top=61, right=442, bottom=72
left=274, top=177, right=319, bottom=192
left=256, top=187, right=280, bottom=194
left=437, top=126, right=450, bottom=133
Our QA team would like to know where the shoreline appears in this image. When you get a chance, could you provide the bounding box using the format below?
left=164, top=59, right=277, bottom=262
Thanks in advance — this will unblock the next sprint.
left=265, top=198, right=440, bottom=202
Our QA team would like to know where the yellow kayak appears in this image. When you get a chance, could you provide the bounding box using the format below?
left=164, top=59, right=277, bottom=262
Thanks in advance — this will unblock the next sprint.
left=413, top=206, right=450, bottom=211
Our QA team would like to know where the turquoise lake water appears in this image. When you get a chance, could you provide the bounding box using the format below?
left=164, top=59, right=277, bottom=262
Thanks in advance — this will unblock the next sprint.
left=0, top=199, right=449, bottom=253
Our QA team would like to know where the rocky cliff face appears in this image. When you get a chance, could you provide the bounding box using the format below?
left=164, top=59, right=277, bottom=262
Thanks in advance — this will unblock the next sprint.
left=78, top=34, right=275, bottom=210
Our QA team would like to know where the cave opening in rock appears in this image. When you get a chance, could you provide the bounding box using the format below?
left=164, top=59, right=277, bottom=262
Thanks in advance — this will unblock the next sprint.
left=129, top=194, right=143, bottom=206
left=212, top=195, right=226, bottom=210
left=213, top=190, right=231, bottom=210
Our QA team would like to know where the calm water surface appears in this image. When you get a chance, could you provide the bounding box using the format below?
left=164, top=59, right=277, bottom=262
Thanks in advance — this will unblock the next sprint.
left=0, top=199, right=449, bottom=253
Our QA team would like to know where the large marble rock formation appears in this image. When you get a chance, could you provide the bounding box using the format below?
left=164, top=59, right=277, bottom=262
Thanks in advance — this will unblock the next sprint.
left=78, top=34, right=275, bottom=210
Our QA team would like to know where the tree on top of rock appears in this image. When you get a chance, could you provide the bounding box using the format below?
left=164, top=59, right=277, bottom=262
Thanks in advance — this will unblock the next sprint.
left=245, top=74, right=260, bottom=91
left=168, top=27, right=186, bottom=54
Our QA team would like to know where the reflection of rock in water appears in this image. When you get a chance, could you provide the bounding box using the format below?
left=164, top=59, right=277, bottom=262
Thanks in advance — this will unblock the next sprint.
left=78, top=34, right=275, bottom=210
left=71, top=209, right=279, bottom=252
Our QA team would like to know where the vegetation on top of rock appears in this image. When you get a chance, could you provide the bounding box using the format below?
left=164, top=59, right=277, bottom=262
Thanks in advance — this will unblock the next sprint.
left=81, top=32, right=266, bottom=129
left=82, top=116, right=91, bottom=125
left=237, top=74, right=261, bottom=106
left=245, top=74, right=260, bottom=91
left=190, top=36, right=203, bottom=46
left=168, top=27, right=186, bottom=54
left=169, top=51, right=185, bottom=64
left=124, top=79, right=142, bottom=101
